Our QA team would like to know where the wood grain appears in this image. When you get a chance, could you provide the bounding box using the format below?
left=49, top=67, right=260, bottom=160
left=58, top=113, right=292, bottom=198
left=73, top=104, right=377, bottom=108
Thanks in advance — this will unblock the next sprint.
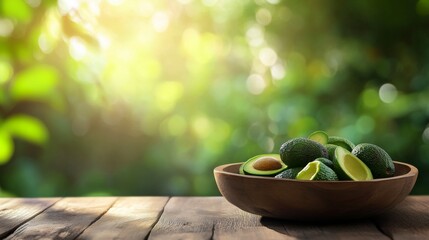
left=77, top=197, right=169, bottom=240
left=5, top=197, right=117, bottom=240
left=151, top=197, right=286, bottom=240
left=213, top=198, right=389, bottom=240
left=0, top=196, right=427, bottom=239
left=148, top=197, right=219, bottom=240
left=213, top=200, right=293, bottom=240
left=0, top=198, right=59, bottom=238
left=374, top=196, right=429, bottom=240
left=147, top=197, right=283, bottom=240
left=149, top=197, right=391, bottom=240
left=276, top=220, right=390, bottom=240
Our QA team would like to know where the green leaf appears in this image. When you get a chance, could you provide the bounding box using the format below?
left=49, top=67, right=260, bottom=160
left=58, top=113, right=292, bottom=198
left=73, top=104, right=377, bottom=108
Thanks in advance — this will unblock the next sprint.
left=0, top=129, right=14, bottom=165
left=3, top=115, right=48, bottom=145
left=1, top=0, right=32, bottom=23
left=10, top=65, right=58, bottom=102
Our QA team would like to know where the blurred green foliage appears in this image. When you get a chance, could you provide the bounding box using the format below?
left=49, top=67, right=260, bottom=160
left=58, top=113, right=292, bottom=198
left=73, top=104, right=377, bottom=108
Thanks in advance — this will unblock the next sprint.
left=0, top=0, right=429, bottom=197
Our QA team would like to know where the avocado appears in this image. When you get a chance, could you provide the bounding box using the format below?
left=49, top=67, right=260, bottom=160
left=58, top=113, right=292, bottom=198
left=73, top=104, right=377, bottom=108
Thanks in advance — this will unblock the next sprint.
left=351, top=143, right=395, bottom=178
left=314, top=157, right=334, bottom=169
left=296, top=160, right=338, bottom=181
left=333, top=147, right=373, bottom=181
left=308, top=130, right=329, bottom=144
left=325, top=144, right=338, bottom=161
left=274, top=167, right=303, bottom=179
left=239, top=163, right=245, bottom=174
left=328, top=136, right=355, bottom=151
left=242, top=154, right=287, bottom=176
left=279, top=137, right=329, bottom=168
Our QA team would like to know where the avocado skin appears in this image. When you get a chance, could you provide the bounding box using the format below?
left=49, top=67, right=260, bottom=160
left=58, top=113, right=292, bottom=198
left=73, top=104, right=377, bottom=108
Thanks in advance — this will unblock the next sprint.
left=352, top=143, right=395, bottom=178
left=311, top=161, right=338, bottom=181
left=315, top=157, right=334, bottom=169
left=325, top=144, right=338, bottom=161
left=279, top=138, right=329, bottom=168
left=275, top=168, right=303, bottom=179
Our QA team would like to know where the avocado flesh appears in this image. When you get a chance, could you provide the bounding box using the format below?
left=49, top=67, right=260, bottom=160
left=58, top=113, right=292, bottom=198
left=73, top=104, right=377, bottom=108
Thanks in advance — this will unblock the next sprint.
left=308, top=130, right=329, bottom=144
left=242, top=154, right=287, bottom=176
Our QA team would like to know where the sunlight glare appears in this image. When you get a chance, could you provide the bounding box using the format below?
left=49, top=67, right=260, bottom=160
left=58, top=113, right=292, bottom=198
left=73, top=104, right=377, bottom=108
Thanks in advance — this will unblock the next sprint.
left=271, top=62, right=286, bottom=80
left=152, top=11, right=170, bottom=32
left=177, top=0, right=193, bottom=4
left=58, top=0, right=80, bottom=15
left=266, top=0, right=280, bottom=4
left=69, top=36, right=87, bottom=60
left=259, top=47, right=277, bottom=66
left=97, top=33, right=111, bottom=49
left=246, top=26, right=264, bottom=47
left=108, top=0, right=124, bottom=6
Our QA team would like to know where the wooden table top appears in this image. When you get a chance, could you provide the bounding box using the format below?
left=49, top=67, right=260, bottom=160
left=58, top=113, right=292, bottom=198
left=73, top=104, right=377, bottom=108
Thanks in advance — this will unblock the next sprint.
left=0, top=196, right=427, bottom=239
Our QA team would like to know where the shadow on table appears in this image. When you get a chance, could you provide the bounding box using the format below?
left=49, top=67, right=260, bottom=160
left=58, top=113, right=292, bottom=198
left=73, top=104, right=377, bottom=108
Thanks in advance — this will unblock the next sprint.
left=259, top=216, right=385, bottom=239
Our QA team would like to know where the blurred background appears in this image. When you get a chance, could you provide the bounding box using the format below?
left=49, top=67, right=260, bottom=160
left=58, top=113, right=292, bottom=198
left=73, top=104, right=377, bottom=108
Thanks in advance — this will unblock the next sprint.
left=0, top=0, right=428, bottom=197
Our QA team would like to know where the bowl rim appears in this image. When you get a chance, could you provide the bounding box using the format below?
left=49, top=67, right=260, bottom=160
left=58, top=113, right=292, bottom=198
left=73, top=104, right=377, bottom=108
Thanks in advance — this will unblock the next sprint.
left=214, top=161, right=418, bottom=183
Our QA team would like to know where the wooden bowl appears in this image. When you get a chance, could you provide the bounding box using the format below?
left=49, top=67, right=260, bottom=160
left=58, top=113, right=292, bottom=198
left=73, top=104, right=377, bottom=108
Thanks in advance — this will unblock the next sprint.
left=214, top=161, right=418, bottom=221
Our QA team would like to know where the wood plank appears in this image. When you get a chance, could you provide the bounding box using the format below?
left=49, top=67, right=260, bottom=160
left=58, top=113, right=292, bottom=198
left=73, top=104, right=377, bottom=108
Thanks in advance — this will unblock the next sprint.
left=148, top=197, right=293, bottom=240
left=0, top=198, right=59, bottom=238
left=5, top=197, right=117, bottom=240
left=272, top=220, right=390, bottom=240
left=77, top=197, right=169, bottom=240
left=214, top=199, right=389, bottom=240
left=149, top=197, right=390, bottom=240
left=213, top=202, right=295, bottom=240
left=374, top=196, right=429, bottom=240
left=148, top=197, right=214, bottom=240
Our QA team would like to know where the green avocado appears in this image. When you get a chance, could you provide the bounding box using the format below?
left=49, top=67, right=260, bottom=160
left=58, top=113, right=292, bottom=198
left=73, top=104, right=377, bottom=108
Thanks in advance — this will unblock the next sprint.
left=351, top=143, right=395, bottom=178
left=308, top=130, right=329, bottom=144
left=241, top=154, right=287, bottom=176
left=296, top=160, right=338, bottom=181
left=314, top=157, right=334, bottom=169
left=275, top=167, right=303, bottom=179
left=280, top=137, right=329, bottom=168
left=328, top=136, right=355, bottom=151
left=325, top=144, right=338, bottom=161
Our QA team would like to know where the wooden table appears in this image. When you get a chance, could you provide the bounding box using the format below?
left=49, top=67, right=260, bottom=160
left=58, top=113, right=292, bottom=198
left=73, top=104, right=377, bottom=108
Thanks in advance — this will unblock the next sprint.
left=0, top=196, right=427, bottom=239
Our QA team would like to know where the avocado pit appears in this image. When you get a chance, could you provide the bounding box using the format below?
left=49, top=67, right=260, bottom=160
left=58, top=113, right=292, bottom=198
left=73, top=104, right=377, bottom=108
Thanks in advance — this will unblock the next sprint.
left=252, top=157, right=283, bottom=171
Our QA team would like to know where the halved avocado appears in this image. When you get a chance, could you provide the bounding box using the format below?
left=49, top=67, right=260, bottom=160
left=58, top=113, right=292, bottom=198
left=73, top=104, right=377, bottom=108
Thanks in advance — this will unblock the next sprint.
left=242, top=154, right=287, bottom=176
left=308, top=130, right=329, bottom=144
